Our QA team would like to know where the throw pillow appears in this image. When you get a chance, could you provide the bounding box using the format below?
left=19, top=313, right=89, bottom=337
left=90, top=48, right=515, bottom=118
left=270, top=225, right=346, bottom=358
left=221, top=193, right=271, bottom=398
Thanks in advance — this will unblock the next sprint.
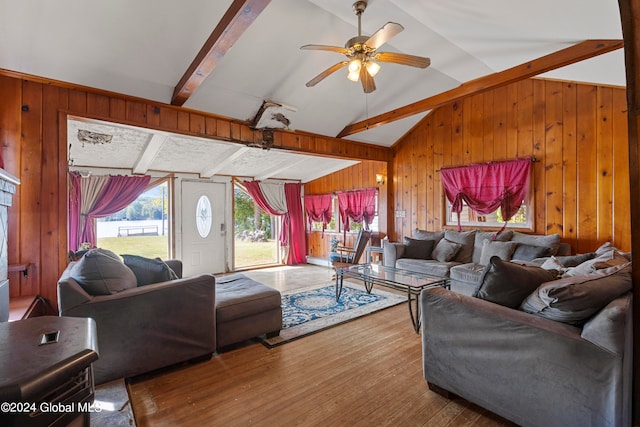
left=511, top=243, right=553, bottom=262
left=122, top=254, right=179, bottom=286
left=444, top=229, right=476, bottom=263
left=562, top=250, right=629, bottom=277
left=473, top=256, right=558, bottom=308
left=412, top=229, right=444, bottom=243
left=539, top=256, right=566, bottom=271
left=478, top=240, right=518, bottom=266
left=472, top=230, right=513, bottom=263
left=403, top=237, right=435, bottom=260
left=520, top=263, right=632, bottom=325
left=510, top=232, right=561, bottom=256
left=70, top=248, right=137, bottom=295
left=431, top=238, right=462, bottom=262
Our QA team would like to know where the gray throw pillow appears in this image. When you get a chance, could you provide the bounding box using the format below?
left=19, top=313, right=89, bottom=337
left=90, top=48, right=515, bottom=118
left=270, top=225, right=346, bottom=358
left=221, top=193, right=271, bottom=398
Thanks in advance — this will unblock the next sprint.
left=510, top=232, right=561, bottom=255
left=520, top=263, right=632, bottom=325
left=444, top=229, right=476, bottom=263
left=70, top=248, right=137, bottom=295
left=474, top=256, right=558, bottom=308
left=412, top=229, right=444, bottom=243
left=512, top=243, right=554, bottom=262
left=122, top=254, right=179, bottom=286
left=478, top=240, right=518, bottom=265
left=562, top=250, right=629, bottom=277
left=431, top=238, right=462, bottom=262
left=403, top=237, right=435, bottom=260
left=472, top=230, right=513, bottom=263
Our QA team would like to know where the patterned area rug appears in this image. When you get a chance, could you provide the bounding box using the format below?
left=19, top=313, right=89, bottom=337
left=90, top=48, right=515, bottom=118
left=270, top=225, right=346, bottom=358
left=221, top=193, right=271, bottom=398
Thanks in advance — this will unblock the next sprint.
left=261, top=282, right=405, bottom=347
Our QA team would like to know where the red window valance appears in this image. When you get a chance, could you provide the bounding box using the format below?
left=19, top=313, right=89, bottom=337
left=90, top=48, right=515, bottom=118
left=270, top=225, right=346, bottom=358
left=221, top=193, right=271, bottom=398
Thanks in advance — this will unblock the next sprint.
left=304, top=194, right=333, bottom=234
left=440, top=158, right=532, bottom=231
left=337, top=188, right=377, bottom=236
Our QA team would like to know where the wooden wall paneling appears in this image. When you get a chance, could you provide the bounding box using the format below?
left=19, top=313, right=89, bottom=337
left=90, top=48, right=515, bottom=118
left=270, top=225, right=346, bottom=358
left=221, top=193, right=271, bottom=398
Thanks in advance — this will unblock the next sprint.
left=109, top=98, right=126, bottom=121
left=576, top=84, right=599, bottom=253
left=597, top=87, right=614, bottom=245
left=190, top=114, right=205, bottom=135
left=68, top=89, right=87, bottom=114
left=416, top=124, right=424, bottom=230
left=562, top=83, right=579, bottom=251
left=544, top=80, right=564, bottom=236
left=505, top=84, right=519, bottom=159
left=1, top=76, right=22, bottom=298
left=469, top=94, right=484, bottom=164
left=205, top=117, right=217, bottom=136
left=483, top=90, right=494, bottom=161
left=39, top=86, right=62, bottom=305
left=19, top=80, right=43, bottom=297
left=517, top=80, right=534, bottom=157
left=87, top=93, right=110, bottom=117
left=159, top=106, right=178, bottom=130
left=431, top=108, right=446, bottom=229
left=612, top=88, right=631, bottom=250
left=147, top=104, right=161, bottom=128
left=177, top=111, right=190, bottom=132
left=492, top=86, right=508, bottom=161
left=532, top=80, right=547, bottom=235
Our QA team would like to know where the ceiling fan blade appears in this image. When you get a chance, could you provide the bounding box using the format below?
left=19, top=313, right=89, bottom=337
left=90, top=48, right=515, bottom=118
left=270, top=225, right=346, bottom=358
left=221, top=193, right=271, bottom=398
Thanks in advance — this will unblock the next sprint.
left=300, top=44, right=349, bottom=55
left=374, top=52, right=431, bottom=68
left=365, top=22, right=404, bottom=50
left=360, top=66, right=376, bottom=93
left=305, top=61, right=348, bottom=87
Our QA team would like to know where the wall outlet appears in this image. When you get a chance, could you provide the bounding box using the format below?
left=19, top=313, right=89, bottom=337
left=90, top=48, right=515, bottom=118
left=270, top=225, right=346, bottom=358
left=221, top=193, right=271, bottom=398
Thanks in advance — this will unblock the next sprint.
left=395, top=210, right=406, bottom=218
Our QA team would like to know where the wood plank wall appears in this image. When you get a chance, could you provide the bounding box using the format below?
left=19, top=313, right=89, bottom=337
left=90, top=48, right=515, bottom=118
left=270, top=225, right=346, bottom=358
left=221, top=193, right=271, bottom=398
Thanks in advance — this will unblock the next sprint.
left=0, top=71, right=389, bottom=307
left=391, top=79, right=630, bottom=254
left=304, top=160, right=388, bottom=259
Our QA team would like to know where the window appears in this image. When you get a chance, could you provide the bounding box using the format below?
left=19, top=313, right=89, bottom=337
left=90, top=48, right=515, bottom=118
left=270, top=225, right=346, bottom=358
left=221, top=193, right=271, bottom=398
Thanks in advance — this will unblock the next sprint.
left=444, top=198, right=532, bottom=230
left=308, top=191, right=379, bottom=233
left=96, top=180, right=170, bottom=258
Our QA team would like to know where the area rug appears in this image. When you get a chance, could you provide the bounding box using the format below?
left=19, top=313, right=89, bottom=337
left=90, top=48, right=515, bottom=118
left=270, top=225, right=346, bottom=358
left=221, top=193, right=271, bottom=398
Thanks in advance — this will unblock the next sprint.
left=261, top=282, right=405, bottom=347
left=91, top=378, right=136, bottom=427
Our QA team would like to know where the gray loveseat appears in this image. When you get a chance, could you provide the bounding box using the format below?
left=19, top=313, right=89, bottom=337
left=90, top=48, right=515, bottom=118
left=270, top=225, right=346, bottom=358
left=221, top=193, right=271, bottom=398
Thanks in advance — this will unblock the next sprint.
left=421, top=246, right=633, bottom=427
left=58, top=249, right=281, bottom=385
left=384, top=228, right=570, bottom=295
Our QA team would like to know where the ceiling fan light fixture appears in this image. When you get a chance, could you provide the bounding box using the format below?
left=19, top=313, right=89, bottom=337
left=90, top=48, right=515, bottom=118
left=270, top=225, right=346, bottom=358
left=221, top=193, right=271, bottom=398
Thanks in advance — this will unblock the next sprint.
left=365, top=60, right=381, bottom=77
left=347, top=69, right=360, bottom=82
left=348, top=58, right=362, bottom=73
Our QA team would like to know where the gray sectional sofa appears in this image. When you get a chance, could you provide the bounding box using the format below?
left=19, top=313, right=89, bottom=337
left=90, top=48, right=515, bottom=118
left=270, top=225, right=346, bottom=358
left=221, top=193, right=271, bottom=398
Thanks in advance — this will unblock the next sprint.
left=57, top=249, right=281, bottom=385
left=383, top=228, right=570, bottom=294
left=420, top=243, right=633, bottom=427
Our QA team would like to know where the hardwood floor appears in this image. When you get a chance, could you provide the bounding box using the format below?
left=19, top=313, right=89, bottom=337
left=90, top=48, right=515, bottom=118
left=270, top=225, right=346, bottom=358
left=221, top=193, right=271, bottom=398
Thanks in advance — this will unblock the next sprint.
left=127, top=265, right=514, bottom=427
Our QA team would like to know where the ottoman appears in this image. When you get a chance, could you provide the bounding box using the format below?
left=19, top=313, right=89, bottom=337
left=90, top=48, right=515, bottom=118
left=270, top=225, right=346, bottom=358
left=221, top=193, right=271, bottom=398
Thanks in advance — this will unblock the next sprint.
left=215, top=273, right=282, bottom=349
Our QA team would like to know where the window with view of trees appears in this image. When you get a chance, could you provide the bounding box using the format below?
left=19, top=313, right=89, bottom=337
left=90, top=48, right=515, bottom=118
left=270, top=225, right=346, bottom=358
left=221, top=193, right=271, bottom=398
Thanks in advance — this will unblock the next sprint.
left=309, top=192, right=379, bottom=233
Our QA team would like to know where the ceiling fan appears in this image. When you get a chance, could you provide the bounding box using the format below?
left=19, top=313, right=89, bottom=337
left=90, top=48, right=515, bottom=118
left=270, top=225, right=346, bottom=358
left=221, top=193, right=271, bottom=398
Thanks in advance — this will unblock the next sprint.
left=301, top=0, right=431, bottom=93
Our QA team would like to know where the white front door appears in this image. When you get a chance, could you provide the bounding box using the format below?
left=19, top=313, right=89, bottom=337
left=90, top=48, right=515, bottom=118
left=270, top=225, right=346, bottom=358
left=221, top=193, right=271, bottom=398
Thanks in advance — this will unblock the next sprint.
left=181, top=181, right=226, bottom=276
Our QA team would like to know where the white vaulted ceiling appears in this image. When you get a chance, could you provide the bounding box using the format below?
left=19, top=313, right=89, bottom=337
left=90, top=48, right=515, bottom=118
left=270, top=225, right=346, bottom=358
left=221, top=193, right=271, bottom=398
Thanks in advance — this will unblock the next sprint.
left=1, top=0, right=625, bottom=180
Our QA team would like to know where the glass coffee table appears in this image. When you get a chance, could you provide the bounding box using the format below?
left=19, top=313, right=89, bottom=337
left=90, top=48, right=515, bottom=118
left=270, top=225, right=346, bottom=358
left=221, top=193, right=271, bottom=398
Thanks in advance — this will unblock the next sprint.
left=335, top=264, right=450, bottom=333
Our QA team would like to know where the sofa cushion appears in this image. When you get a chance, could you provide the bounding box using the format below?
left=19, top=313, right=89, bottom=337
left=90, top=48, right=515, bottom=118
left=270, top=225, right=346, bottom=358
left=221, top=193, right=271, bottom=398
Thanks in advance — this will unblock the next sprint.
left=472, top=230, right=513, bottom=263
left=403, top=237, right=435, bottom=260
left=478, top=240, right=518, bottom=265
left=412, top=229, right=445, bottom=242
left=70, top=248, right=137, bottom=295
left=520, top=263, right=632, bottom=325
left=450, top=263, right=485, bottom=284
left=444, top=230, right=476, bottom=263
left=215, top=274, right=281, bottom=322
left=122, top=254, right=179, bottom=286
left=473, top=256, right=558, bottom=308
left=432, top=238, right=462, bottom=262
left=512, top=243, right=554, bottom=262
left=562, top=250, right=629, bottom=277
left=510, top=232, right=561, bottom=255
left=532, top=252, right=596, bottom=268
left=395, top=258, right=457, bottom=277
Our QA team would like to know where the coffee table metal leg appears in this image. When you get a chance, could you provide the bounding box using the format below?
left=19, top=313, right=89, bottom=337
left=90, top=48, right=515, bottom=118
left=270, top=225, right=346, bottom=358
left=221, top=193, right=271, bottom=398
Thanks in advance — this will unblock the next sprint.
left=407, top=289, right=420, bottom=334
left=335, top=273, right=344, bottom=301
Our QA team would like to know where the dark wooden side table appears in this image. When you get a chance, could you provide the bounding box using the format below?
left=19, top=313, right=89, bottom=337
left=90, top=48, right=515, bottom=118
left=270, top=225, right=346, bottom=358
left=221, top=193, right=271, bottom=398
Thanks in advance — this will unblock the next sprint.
left=0, top=316, right=98, bottom=427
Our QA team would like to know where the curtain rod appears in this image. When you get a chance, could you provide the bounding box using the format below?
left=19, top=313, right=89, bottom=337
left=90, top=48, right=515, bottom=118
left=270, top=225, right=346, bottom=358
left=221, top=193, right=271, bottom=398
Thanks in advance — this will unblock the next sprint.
left=435, top=156, right=536, bottom=173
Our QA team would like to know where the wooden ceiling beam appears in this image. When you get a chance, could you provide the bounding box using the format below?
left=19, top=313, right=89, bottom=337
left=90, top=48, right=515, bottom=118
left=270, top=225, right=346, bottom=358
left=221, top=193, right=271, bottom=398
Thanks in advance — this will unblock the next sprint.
left=337, top=39, right=624, bottom=138
left=171, top=0, right=271, bottom=106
